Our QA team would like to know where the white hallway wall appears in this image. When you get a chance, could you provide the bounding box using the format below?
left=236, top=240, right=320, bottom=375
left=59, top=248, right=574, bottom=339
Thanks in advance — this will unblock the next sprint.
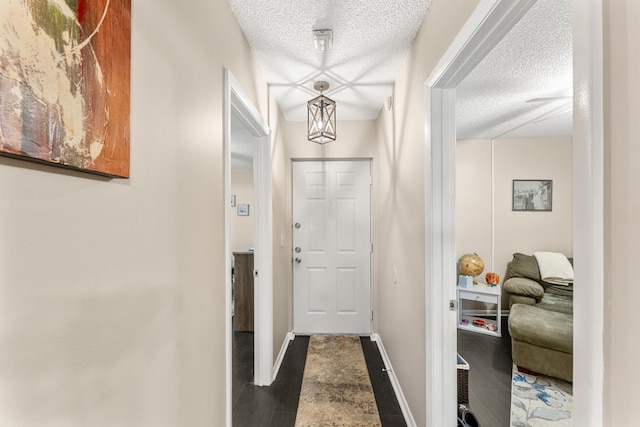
left=375, top=0, right=480, bottom=424
left=0, top=0, right=280, bottom=425
left=604, top=0, right=640, bottom=423
left=270, top=96, right=291, bottom=365
left=456, top=137, right=573, bottom=307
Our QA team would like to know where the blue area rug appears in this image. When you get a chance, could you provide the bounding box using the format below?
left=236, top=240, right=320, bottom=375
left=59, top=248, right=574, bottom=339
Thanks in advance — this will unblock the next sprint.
left=510, top=365, right=572, bottom=427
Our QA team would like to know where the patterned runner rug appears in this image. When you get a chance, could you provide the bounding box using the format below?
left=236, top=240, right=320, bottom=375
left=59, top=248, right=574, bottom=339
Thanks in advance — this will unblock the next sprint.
left=295, top=335, right=382, bottom=427
left=510, top=365, right=573, bottom=427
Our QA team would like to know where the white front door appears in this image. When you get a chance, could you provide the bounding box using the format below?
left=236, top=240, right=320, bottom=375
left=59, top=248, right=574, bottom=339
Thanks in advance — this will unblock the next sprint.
left=292, top=160, right=372, bottom=335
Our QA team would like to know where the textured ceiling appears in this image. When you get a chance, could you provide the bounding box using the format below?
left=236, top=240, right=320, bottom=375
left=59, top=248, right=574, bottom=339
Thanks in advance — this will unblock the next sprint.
left=228, top=0, right=572, bottom=139
left=228, top=0, right=432, bottom=121
left=456, top=0, right=572, bottom=139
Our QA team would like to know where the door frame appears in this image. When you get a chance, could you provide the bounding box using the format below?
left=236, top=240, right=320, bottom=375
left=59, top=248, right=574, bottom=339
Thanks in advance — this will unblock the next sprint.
left=224, top=69, right=273, bottom=426
left=291, top=158, right=374, bottom=335
left=424, top=1, right=603, bottom=426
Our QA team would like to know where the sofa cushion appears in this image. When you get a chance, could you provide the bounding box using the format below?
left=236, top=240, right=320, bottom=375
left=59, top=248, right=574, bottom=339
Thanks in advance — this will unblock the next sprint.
left=537, top=293, right=573, bottom=315
left=509, top=304, right=573, bottom=354
left=545, top=283, right=575, bottom=297
left=506, top=253, right=542, bottom=281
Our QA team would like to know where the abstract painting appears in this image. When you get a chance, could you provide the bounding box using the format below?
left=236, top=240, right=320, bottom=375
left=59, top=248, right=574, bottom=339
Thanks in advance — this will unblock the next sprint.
left=0, top=0, right=131, bottom=178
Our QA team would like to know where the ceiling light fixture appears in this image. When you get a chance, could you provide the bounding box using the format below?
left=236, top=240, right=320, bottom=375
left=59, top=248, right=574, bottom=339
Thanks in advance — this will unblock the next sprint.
left=313, top=29, right=333, bottom=52
left=307, top=81, right=336, bottom=144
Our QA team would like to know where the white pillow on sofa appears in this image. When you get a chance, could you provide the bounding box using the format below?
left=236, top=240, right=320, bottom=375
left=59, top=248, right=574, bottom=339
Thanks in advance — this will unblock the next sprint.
left=533, top=251, right=574, bottom=286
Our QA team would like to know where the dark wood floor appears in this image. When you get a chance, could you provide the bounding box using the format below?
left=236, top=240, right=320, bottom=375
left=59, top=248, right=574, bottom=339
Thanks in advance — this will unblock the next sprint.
left=457, top=316, right=513, bottom=427
left=232, top=332, right=308, bottom=426
left=233, top=320, right=511, bottom=427
left=232, top=332, right=407, bottom=427
left=360, top=337, right=407, bottom=427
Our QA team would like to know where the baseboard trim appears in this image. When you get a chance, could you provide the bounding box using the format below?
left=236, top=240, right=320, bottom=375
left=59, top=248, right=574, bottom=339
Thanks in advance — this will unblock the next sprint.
left=272, top=331, right=295, bottom=381
left=370, top=333, right=417, bottom=427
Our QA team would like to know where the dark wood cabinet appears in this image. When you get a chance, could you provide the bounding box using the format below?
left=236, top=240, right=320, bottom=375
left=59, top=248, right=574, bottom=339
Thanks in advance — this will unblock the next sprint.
left=233, top=252, right=254, bottom=331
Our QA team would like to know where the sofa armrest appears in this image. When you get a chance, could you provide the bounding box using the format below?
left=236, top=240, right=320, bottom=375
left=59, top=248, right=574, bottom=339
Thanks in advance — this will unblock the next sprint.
left=503, top=277, right=545, bottom=299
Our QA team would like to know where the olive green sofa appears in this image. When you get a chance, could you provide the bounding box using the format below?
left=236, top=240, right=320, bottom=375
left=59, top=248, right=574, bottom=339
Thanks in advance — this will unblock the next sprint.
left=503, top=253, right=573, bottom=382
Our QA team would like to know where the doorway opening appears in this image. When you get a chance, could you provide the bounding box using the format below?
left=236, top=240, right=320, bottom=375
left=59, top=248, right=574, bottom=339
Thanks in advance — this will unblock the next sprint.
left=224, top=69, right=273, bottom=427
left=423, top=1, right=603, bottom=426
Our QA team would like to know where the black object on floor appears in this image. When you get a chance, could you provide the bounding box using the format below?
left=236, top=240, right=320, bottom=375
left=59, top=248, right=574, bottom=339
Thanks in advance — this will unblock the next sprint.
left=458, top=405, right=481, bottom=427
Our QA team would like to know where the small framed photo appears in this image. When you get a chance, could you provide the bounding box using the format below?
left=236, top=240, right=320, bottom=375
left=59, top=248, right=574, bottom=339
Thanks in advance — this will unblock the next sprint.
left=512, top=180, right=553, bottom=211
left=237, top=204, right=250, bottom=216
left=230, top=195, right=236, bottom=207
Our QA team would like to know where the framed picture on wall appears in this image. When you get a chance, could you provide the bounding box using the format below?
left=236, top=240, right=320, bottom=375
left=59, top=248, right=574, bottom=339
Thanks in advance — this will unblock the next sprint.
left=237, top=204, right=250, bottom=216
left=512, top=180, right=553, bottom=211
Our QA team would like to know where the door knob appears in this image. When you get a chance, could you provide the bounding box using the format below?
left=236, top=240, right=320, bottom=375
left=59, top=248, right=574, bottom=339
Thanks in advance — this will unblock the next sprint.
left=295, top=257, right=302, bottom=264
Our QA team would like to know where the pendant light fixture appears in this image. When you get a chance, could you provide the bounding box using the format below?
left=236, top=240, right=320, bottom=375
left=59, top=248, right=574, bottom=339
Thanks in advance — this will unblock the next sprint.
left=307, top=81, right=336, bottom=144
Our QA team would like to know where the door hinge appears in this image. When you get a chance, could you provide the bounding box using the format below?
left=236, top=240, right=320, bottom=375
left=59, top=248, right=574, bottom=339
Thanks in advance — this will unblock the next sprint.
left=449, top=299, right=458, bottom=311
left=371, top=310, right=374, bottom=320
left=370, top=242, right=373, bottom=253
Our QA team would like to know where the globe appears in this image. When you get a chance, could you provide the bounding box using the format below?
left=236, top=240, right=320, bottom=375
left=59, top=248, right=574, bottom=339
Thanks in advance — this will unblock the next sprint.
left=458, top=253, right=484, bottom=277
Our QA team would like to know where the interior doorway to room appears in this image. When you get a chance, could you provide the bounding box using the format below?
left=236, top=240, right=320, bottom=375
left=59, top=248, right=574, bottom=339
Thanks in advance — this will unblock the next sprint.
left=453, top=0, right=573, bottom=424
left=229, top=111, right=257, bottom=411
left=224, top=69, right=273, bottom=426
left=292, top=160, right=372, bottom=335
left=425, top=1, right=602, bottom=426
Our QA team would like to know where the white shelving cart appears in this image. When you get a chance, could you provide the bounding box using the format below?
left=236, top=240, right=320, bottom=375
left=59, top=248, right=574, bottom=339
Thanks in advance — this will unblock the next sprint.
left=457, top=283, right=502, bottom=337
